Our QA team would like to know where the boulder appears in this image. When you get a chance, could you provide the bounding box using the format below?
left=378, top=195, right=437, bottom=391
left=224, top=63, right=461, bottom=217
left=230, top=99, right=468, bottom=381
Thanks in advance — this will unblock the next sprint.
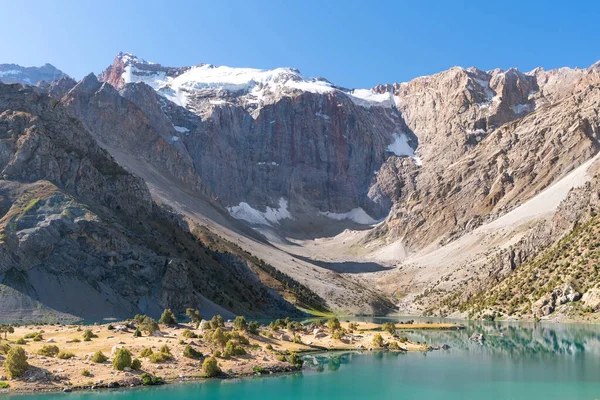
left=581, top=288, right=600, bottom=311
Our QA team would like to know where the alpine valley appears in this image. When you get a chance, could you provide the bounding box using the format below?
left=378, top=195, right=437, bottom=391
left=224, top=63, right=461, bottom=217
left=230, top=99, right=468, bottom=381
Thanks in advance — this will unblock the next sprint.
left=2, top=53, right=600, bottom=324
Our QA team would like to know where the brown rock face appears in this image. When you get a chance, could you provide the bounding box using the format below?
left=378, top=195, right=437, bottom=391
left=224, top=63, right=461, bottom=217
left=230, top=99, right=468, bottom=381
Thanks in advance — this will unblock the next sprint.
left=370, top=64, right=600, bottom=251
left=0, top=82, right=302, bottom=322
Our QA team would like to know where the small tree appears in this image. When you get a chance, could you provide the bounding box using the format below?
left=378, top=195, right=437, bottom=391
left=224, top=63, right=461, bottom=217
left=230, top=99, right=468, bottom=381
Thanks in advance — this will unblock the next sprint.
left=138, top=317, right=160, bottom=335
left=372, top=333, right=384, bottom=347
left=202, top=356, right=221, bottom=377
left=112, top=348, right=132, bottom=371
left=159, top=344, right=171, bottom=355
left=131, top=358, right=142, bottom=370
left=247, top=321, right=259, bottom=335
left=212, top=328, right=227, bottom=347
left=5, top=346, right=29, bottom=379
left=159, top=309, right=176, bottom=326
left=0, top=325, right=14, bottom=340
left=381, top=322, right=396, bottom=334
left=233, top=316, right=247, bottom=331
left=183, top=345, right=202, bottom=359
left=210, top=315, right=224, bottom=329
left=287, top=352, right=303, bottom=368
left=186, top=308, right=202, bottom=328
left=328, top=317, right=341, bottom=332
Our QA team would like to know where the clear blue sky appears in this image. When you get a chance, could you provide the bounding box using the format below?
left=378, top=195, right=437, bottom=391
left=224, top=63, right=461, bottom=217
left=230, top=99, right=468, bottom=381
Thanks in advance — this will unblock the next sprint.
left=0, top=0, right=598, bottom=88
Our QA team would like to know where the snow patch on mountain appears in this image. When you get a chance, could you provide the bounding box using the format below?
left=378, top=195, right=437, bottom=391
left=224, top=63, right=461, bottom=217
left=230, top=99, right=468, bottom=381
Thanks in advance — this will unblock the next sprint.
left=227, top=198, right=292, bottom=226
left=347, top=89, right=393, bottom=108
left=319, top=208, right=377, bottom=225
left=173, top=126, right=189, bottom=133
left=387, top=132, right=414, bottom=157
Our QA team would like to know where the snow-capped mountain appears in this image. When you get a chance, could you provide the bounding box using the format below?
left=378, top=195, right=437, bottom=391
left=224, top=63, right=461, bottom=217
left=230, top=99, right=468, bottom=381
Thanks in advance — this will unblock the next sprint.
left=97, top=52, right=417, bottom=227
left=3, top=52, right=600, bottom=321
left=0, top=63, right=67, bottom=86
left=101, top=52, right=395, bottom=117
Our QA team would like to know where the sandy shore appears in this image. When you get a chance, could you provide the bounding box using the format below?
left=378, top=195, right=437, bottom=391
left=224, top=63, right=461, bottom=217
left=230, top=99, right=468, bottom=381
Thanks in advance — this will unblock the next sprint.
left=0, top=319, right=462, bottom=393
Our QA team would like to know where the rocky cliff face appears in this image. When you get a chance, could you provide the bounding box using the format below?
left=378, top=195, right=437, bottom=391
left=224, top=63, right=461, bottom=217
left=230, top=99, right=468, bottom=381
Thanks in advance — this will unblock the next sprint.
left=369, top=63, right=600, bottom=251
left=98, top=52, right=419, bottom=228
left=0, top=82, right=303, bottom=322
left=3, top=53, right=600, bottom=321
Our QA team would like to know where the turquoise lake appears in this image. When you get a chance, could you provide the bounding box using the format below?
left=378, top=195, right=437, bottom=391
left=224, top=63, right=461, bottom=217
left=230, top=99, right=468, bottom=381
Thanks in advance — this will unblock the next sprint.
left=6, top=318, right=600, bottom=400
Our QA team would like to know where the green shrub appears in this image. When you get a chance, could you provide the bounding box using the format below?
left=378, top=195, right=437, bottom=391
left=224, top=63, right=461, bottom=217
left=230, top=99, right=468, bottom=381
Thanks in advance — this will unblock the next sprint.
left=15, top=338, right=26, bottom=345
left=253, top=366, right=265, bottom=374
left=214, top=350, right=222, bottom=358
left=381, top=322, right=396, bottom=334
left=0, top=382, right=9, bottom=389
left=0, top=343, right=11, bottom=354
left=265, top=344, right=273, bottom=350
left=202, top=356, right=221, bottom=377
left=82, top=329, right=97, bottom=341
left=181, top=329, right=198, bottom=339
left=107, top=324, right=115, bottom=331
left=183, top=345, right=203, bottom=359
left=23, top=332, right=39, bottom=339
left=159, top=344, right=171, bottom=355
left=287, top=352, right=303, bottom=368
left=224, top=340, right=246, bottom=357
left=131, top=358, right=142, bottom=370
left=32, top=333, right=42, bottom=342
left=112, top=348, right=132, bottom=370
left=57, top=351, right=75, bottom=359
left=37, top=345, right=60, bottom=357
left=328, top=318, right=341, bottom=332
left=141, top=372, right=164, bottom=386
left=159, top=309, right=176, bottom=325
left=186, top=308, right=202, bottom=328
left=372, top=333, right=384, bottom=347
left=247, top=321, right=259, bottom=335
left=91, top=351, right=108, bottom=363
left=212, top=328, right=227, bottom=346
left=233, top=316, right=247, bottom=331
left=138, top=317, right=159, bottom=335
left=210, top=315, right=224, bottom=329
left=134, top=328, right=142, bottom=337
left=71, top=338, right=81, bottom=343
left=148, top=352, right=171, bottom=363
left=140, top=348, right=153, bottom=357
left=81, top=369, right=91, bottom=377
left=4, top=346, right=29, bottom=379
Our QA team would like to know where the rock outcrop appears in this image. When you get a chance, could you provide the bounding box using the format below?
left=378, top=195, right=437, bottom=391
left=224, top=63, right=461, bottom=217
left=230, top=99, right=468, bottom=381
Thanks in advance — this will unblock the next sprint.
left=0, top=82, right=303, bottom=322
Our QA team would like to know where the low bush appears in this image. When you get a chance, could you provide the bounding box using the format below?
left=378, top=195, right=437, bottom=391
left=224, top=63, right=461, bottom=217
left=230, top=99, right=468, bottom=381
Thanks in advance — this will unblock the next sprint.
left=202, top=357, right=221, bottom=377
left=140, top=348, right=153, bottom=357
left=131, top=358, right=142, bottom=370
left=37, top=345, right=60, bottom=357
left=91, top=351, right=108, bottom=363
left=183, top=345, right=203, bottom=359
left=57, top=351, right=75, bottom=360
left=148, top=352, right=171, bottom=363
left=112, top=348, right=132, bottom=370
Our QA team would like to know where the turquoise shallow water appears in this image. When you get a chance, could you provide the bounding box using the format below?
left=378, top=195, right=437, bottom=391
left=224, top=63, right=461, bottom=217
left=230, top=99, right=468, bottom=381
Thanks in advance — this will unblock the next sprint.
left=6, top=318, right=600, bottom=400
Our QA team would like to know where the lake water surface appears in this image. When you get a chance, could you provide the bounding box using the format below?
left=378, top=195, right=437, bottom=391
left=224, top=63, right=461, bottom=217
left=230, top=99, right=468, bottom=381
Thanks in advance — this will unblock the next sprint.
left=6, top=318, right=600, bottom=400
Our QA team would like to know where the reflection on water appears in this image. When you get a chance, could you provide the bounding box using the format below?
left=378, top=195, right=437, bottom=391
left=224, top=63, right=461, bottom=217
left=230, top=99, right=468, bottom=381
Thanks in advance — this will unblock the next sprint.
left=303, top=317, right=600, bottom=373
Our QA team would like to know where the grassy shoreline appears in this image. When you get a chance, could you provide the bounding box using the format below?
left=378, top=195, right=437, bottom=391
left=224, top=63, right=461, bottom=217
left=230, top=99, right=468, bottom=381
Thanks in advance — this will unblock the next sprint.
left=0, top=315, right=462, bottom=394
